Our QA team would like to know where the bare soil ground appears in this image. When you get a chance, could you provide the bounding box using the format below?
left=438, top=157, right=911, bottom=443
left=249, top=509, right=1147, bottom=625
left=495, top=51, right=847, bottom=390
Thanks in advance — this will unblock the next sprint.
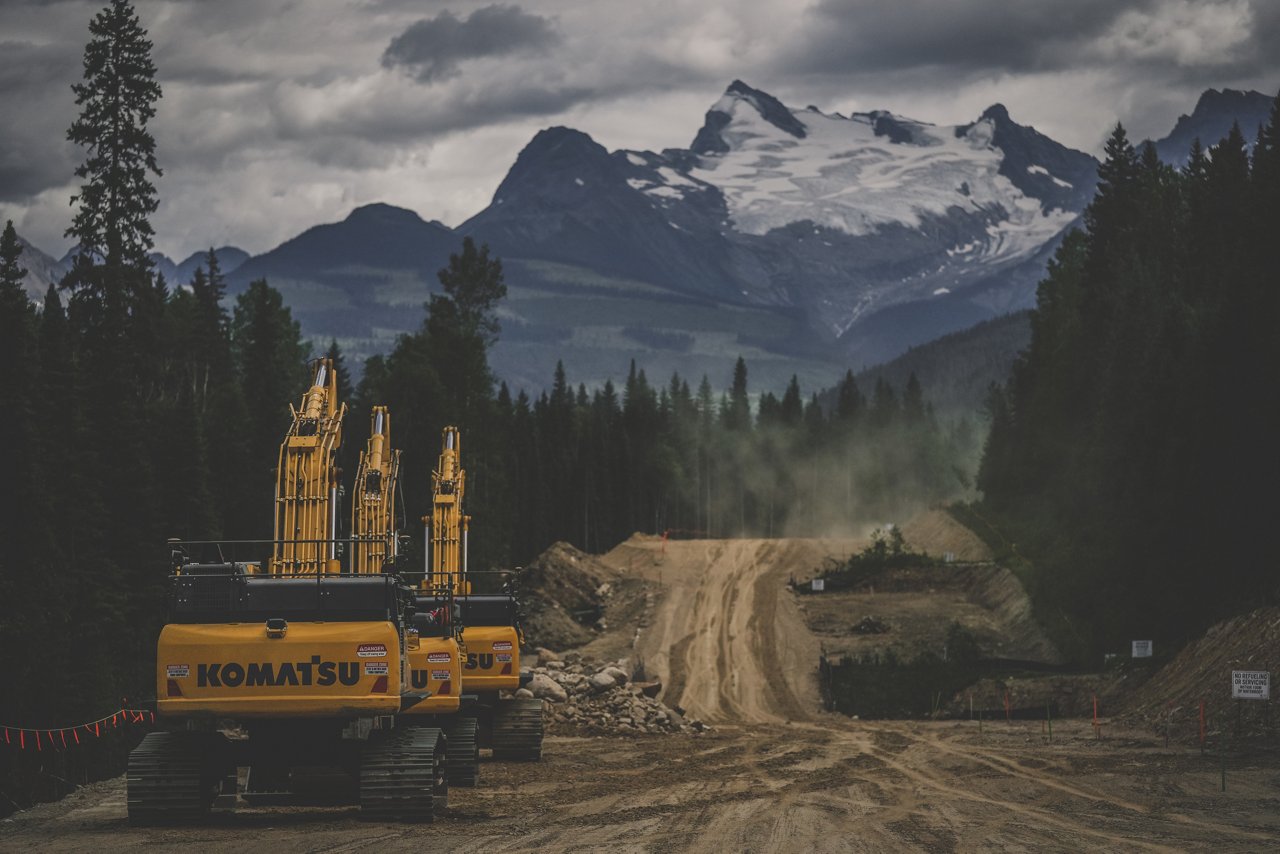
left=5, top=511, right=1279, bottom=851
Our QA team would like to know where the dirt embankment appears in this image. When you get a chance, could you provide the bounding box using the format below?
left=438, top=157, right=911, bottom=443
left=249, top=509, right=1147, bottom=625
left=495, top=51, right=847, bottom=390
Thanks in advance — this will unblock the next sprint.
left=1121, top=606, right=1280, bottom=742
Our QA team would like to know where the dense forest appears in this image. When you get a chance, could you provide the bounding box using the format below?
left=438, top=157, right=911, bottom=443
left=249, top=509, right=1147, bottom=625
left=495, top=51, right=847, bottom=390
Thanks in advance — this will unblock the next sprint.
left=975, top=98, right=1280, bottom=662
left=0, top=0, right=973, bottom=810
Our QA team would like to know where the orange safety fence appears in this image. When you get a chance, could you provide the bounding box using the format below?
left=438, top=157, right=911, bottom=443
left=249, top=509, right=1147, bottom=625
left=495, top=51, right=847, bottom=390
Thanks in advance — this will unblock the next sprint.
left=2, top=708, right=154, bottom=752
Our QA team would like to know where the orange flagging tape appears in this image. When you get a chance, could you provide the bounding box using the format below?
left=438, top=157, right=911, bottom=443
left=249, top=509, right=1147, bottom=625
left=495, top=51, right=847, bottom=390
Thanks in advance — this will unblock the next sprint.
left=0, top=709, right=154, bottom=751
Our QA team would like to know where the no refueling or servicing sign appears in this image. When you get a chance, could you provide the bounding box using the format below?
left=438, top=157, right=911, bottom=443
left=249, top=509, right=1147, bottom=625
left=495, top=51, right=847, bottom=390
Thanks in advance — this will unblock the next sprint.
left=1131, top=640, right=1152, bottom=658
left=1231, top=670, right=1271, bottom=700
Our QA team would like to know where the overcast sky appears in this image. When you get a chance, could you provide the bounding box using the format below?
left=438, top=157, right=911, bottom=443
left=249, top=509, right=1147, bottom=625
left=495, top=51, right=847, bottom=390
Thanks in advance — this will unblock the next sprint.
left=1, top=0, right=1277, bottom=259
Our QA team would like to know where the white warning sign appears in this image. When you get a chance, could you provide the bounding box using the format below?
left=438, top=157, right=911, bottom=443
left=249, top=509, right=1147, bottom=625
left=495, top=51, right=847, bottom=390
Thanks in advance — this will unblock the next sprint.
left=1131, top=640, right=1152, bottom=658
left=1231, top=670, right=1271, bottom=700
left=811, top=578, right=825, bottom=592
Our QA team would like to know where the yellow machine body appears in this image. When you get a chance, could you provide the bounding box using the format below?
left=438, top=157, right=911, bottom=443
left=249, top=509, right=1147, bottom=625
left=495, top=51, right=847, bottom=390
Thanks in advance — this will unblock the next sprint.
left=401, top=635, right=462, bottom=715
left=156, top=621, right=403, bottom=718
left=459, top=625, right=521, bottom=692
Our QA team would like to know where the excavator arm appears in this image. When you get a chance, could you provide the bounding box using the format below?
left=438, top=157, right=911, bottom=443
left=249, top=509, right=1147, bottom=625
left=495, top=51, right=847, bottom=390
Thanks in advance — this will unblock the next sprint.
left=351, top=406, right=400, bottom=575
left=271, top=359, right=346, bottom=575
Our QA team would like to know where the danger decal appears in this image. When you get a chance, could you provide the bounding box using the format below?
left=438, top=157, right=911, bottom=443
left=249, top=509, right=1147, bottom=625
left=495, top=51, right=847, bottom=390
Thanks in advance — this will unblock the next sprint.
left=426, top=652, right=451, bottom=663
left=357, top=643, right=387, bottom=658
left=492, top=641, right=513, bottom=651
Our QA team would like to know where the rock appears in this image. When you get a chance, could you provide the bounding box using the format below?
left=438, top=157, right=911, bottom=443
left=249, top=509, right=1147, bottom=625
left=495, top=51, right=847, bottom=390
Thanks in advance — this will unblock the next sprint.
left=589, top=672, right=617, bottom=693
left=514, top=688, right=534, bottom=699
left=529, top=672, right=569, bottom=703
left=535, top=646, right=561, bottom=662
left=634, top=680, right=663, bottom=698
left=602, top=666, right=629, bottom=685
left=546, top=660, right=565, bottom=671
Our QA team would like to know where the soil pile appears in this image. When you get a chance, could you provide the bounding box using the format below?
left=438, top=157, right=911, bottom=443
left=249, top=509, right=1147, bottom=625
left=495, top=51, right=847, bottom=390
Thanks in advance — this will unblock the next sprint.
left=519, top=542, right=617, bottom=650
left=1120, top=606, right=1280, bottom=742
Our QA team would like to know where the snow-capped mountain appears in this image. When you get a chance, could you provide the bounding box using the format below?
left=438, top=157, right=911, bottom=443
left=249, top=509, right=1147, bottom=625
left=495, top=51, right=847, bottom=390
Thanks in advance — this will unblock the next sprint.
left=464, top=80, right=1098, bottom=361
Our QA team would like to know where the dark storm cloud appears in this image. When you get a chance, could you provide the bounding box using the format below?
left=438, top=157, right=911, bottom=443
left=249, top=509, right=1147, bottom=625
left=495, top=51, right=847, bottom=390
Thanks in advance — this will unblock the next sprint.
left=784, top=0, right=1147, bottom=75
left=381, top=4, right=560, bottom=83
left=0, top=40, right=79, bottom=201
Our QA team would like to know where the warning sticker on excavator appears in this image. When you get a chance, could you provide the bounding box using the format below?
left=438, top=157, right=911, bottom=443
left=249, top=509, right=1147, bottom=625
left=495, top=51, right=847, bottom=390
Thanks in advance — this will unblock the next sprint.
left=430, top=669, right=450, bottom=681
left=426, top=652, right=451, bottom=663
left=364, top=661, right=389, bottom=676
left=166, top=664, right=189, bottom=678
left=493, top=641, right=513, bottom=651
left=357, top=644, right=387, bottom=658
left=496, top=653, right=512, bottom=663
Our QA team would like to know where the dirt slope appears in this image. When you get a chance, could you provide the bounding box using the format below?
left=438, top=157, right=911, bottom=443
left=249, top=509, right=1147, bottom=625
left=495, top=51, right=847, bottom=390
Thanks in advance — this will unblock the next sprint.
left=1122, top=606, right=1280, bottom=741
left=601, top=535, right=858, bottom=723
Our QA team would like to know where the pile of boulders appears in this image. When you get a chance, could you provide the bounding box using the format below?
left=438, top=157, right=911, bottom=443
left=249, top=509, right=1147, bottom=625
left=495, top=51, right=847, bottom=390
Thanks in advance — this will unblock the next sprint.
left=516, top=648, right=707, bottom=736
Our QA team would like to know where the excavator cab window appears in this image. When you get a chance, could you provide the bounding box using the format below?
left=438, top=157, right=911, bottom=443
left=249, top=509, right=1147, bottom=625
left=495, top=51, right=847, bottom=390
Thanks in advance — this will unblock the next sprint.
left=456, top=594, right=517, bottom=627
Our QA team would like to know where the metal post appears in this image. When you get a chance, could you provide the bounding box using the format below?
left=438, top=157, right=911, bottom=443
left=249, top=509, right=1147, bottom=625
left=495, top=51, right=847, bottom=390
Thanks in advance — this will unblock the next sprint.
left=329, top=485, right=337, bottom=561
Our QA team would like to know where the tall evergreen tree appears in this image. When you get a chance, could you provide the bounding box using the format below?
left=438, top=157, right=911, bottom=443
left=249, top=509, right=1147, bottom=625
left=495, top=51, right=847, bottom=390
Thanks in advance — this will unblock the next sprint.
left=63, top=0, right=162, bottom=310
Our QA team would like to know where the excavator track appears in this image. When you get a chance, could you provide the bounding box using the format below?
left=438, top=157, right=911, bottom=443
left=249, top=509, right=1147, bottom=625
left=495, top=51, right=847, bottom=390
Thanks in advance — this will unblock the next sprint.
left=443, top=717, right=480, bottom=787
left=491, top=698, right=544, bottom=761
left=359, top=727, right=446, bottom=822
left=127, top=732, right=223, bottom=825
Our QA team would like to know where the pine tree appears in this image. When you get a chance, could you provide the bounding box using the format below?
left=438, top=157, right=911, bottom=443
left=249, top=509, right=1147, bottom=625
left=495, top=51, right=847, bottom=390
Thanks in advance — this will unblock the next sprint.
left=63, top=0, right=162, bottom=309
left=232, top=280, right=309, bottom=534
left=780, top=375, right=803, bottom=426
left=436, top=236, right=507, bottom=344
left=724, top=357, right=750, bottom=430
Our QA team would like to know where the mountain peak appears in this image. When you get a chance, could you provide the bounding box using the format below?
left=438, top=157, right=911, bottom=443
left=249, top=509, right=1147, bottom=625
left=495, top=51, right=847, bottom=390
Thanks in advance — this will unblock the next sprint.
left=345, top=202, right=426, bottom=225
left=981, top=103, right=1012, bottom=122
left=1154, top=87, right=1275, bottom=165
left=692, top=80, right=807, bottom=154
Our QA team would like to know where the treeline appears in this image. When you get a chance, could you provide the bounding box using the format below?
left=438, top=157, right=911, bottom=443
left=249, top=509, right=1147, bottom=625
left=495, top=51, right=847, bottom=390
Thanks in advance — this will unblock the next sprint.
left=977, top=96, right=1280, bottom=662
left=461, top=358, right=976, bottom=566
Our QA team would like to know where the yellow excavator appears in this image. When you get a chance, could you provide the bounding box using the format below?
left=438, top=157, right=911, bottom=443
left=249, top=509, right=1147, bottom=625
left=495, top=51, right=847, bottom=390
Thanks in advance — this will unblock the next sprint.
left=352, top=408, right=478, bottom=785
left=128, top=360, right=447, bottom=823
left=428, top=427, right=543, bottom=759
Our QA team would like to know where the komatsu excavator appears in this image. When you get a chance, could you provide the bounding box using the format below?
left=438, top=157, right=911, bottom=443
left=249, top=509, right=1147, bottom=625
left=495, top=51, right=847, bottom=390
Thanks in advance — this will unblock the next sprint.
left=428, top=427, right=543, bottom=760
left=352, top=408, right=478, bottom=785
left=127, top=360, right=448, bottom=823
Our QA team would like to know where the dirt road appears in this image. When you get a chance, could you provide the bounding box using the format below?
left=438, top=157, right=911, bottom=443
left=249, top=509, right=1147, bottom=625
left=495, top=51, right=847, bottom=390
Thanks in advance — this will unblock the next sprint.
left=5, top=522, right=1279, bottom=851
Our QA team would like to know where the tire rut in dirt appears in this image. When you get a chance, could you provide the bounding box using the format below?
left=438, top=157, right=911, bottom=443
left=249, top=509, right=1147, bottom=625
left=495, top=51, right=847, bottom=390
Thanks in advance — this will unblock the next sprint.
left=359, top=727, right=445, bottom=822
left=491, top=698, right=544, bottom=761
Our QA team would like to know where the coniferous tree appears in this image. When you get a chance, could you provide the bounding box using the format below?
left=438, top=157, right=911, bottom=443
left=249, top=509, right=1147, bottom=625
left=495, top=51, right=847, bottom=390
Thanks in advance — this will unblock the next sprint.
left=63, top=0, right=162, bottom=311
